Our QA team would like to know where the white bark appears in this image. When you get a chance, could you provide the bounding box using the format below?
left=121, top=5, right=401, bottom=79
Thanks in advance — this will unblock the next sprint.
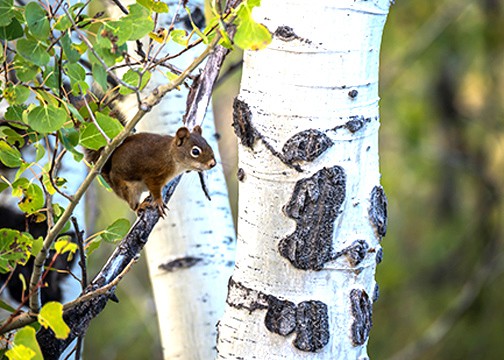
left=217, top=1, right=390, bottom=359
left=132, top=3, right=236, bottom=359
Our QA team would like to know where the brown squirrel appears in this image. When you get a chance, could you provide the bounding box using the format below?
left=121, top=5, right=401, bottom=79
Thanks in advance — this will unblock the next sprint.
left=86, top=126, right=216, bottom=216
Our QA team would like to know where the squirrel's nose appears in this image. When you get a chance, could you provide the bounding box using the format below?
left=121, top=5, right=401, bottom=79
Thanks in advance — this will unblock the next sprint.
left=208, top=159, right=216, bottom=168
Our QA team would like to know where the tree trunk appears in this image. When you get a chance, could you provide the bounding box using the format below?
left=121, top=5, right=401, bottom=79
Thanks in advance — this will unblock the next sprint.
left=217, top=0, right=391, bottom=358
left=135, top=2, right=236, bottom=359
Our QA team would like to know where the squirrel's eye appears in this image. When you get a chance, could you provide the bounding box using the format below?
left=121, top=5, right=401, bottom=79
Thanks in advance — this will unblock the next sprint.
left=191, top=146, right=201, bottom=158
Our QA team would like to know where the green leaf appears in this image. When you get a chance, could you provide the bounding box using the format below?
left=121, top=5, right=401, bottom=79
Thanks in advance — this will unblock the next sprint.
left=0, top=0, right=14, bottom=27
left=79, top=113, right=124, bottom=150
left=38, top=302, right=70, bottom=340
left=13, top=55, right=39, bottom=83
left=8, top=327, right=42, bottom=360
left=137, top=0, right=169, bottom=13
left=3, top=84, right=30, bottom=105
left=67, top=103, right=84, bottom=123
left=0, top=140, right=22, bottom=168
left=170, top=29, right=188, bottom=46
left=59, top=128, right=83, bottom=161
left=14, top=162, right=31, bottom=182
left=17, top=38, right=50, bottom=67
left=34, top=142, right=45, bottom=162
left=43, top=65, right=60, bottom=93
left=0, top=228, right=34, bottom=273
left=119, top=69, right=151, bottom=94
left=31, top=236, right=43, bottom=257
left=92, top=63, right=108, bottom=91
left=0, top=298, right=16, bottom=313
left=86, top=238, right=102, bottom=255
left=0, top=17, right=23, bottom=40
left=5, top=104, right=27, bottom=123
left=101, top=218, right=130, bottom=243
left=54, top=14, right=72, bottom=31
left=64, top=63, right=86, bottom=92
left=0, top=126, right=24, bottom=147
left=93, top=39, right=127, bottom=67
left=25, top=2, right=50, bottom=40
left=123, top=4, right=154, bottom=41
left=234, top=1, right=271, bottom=50
left=17, top=182, right=44, bottom=214
left=0, top=181, right=9, bottom=194
left=61, top=32, right=81, bottom=63
left=27, top=105, right=68, bottom=134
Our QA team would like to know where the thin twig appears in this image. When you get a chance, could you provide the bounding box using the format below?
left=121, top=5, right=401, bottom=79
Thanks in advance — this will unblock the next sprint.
left=63, top=257, right=137, bottom=311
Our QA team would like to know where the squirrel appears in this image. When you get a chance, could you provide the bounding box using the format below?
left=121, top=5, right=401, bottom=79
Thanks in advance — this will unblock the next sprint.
left=78, top=91, right=216, bottom=216
left=85, top=122, right=216, bottom=216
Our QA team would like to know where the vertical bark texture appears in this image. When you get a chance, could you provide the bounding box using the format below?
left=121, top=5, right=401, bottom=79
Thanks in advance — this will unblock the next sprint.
left=217, top=0, right=390, bottom=358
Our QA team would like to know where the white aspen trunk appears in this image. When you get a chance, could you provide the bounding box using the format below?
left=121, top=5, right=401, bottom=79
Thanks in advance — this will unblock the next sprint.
left=217, top=1, right=390, bottom=359
left=132, top=3, right=236, bottom=359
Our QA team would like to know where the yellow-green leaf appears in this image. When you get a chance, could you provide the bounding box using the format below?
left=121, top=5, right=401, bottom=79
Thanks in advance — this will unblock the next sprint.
left=8, top=327, right=43, bottom=360
left=5, top=344, right=35, bottom=360
left=54, top=237, right=78, bottom=257
left=101, top=218, right=131, bottom=243
left=0, top=140, right=22, bottom=168
left=38, top=302, right=70, bottom=340
left=17, top=182, right=44, bottom=214
left=234, top=1, right=271, bottom=50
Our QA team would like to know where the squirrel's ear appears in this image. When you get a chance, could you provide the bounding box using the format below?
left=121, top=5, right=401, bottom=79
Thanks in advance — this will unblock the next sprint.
left=192, top=125, right=202, bottom=135
left=176, top=127, right=190, bottom=146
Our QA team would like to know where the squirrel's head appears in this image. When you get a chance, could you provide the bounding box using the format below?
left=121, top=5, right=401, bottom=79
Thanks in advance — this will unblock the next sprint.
left=174, top=126, right=216, bottom=171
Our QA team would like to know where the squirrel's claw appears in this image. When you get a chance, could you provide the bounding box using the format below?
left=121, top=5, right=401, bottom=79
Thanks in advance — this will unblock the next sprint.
left=136, top=198, right=169, bottom=218
left=154, top=198, right=169, bottom=218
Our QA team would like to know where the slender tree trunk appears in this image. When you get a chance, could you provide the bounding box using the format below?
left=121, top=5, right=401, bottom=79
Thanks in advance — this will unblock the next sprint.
left=135, top=2, right=236, bottom=359
left=217, top=1, right=391, bottom=358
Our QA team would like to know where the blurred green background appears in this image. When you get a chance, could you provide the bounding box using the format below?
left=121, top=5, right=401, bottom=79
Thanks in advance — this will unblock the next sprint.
left=84, top=0, right=504, bottom=359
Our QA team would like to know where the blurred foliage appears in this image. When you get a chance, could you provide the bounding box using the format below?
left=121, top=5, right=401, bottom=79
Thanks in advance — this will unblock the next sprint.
left=373, top=0, right=504, bottom=359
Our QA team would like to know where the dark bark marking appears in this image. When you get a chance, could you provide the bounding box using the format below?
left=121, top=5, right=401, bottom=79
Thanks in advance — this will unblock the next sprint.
left=237, top=167, right=245, bottom=182
left=282, top=129, right=333, bottom=164
left=294, top=301, right=330, bottom=352
left=232, top=98, right=256, bottom=148
left=233, top=98, right=337, bottom=172
left=376, top=247, right=383, bottom=264
left=265, top=296, right=297, bottom=336
left=369, top=186, right=388, bottom=237
left=279, top=166, right=346, bottom=270
left=273, top=26, right=311, bottom=44
left=332, top=115, right=373, bottom=134
left=274, top=26, right=297, bottom=41
left=345, top=116, right=366, bottom=133
left=226, top=277, right=269, bottom=313
left=333, top=240, right=369, bottom=267
left=348, top=89, right=359, bottom=99
left=158, top=256, right=203, bottom=272
left=372, top=283, right=380, bottom=303
left=350, top=289, right=373, bottom=346
left=226, top=278, right=330, bottom=352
